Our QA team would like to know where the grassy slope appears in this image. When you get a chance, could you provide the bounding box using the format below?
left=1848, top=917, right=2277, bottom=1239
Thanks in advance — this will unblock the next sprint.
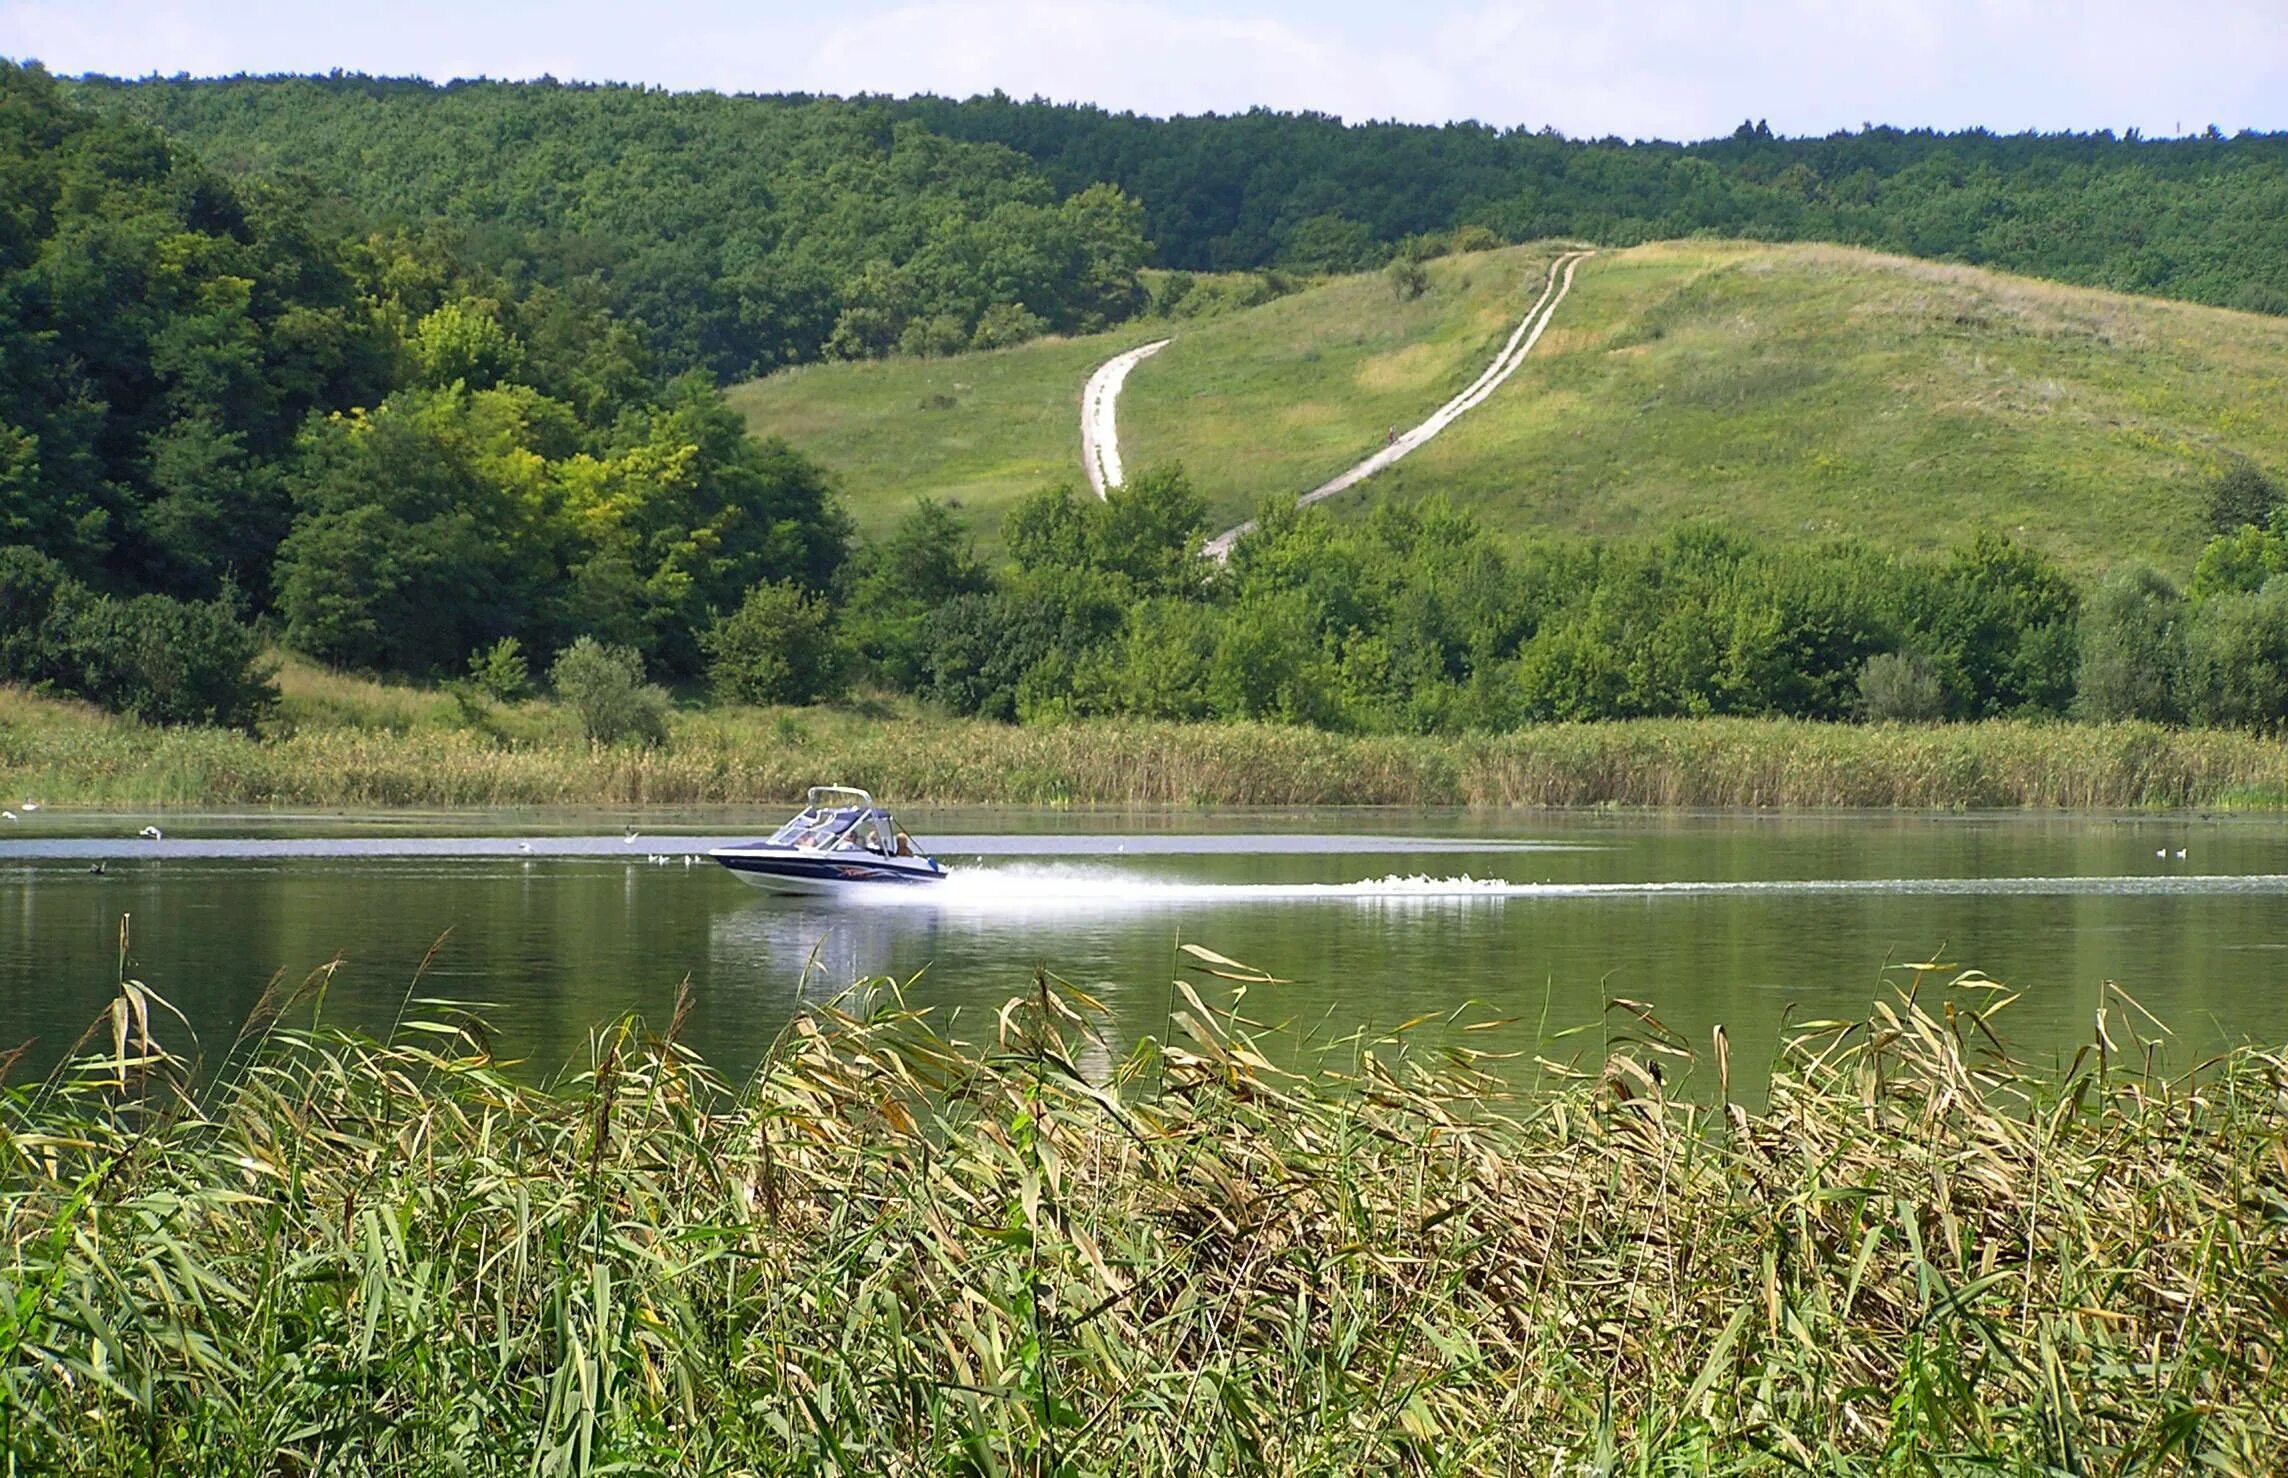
left=732, top=240, right=2288, bottom=574
left=727, top=247, right=1558, bottom=552
left=1392, top=240, right=2288, bottom=573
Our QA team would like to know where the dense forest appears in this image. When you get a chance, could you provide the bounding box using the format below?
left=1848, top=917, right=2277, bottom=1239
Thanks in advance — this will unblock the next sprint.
left=72, top=74, right=1153, bottom=381
left=13, top=59, right=2288, bottom=739
left=0, top=60, right=848, bottom=723
left=69, top=74, right=2288, bottom=382
left=893, top=96, right=2288, bottom=316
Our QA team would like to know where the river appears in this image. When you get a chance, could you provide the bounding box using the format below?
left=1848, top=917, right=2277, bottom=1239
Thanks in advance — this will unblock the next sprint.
left=4, top=809, right=2284, bottom=1091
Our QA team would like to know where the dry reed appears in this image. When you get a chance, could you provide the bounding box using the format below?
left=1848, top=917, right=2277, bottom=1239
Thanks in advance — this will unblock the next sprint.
left=3, top=944, right=2284, bottom=1472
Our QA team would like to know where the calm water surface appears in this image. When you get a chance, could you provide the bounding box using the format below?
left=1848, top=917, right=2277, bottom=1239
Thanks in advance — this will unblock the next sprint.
left=4, top=808, right=2286, bottom=1089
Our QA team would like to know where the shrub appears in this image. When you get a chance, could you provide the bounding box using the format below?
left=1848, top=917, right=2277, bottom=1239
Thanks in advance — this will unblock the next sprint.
left=703, top=581, right=845, bottom=706
left=1450, top=224, right=1502, bottom=253
left=550, top=637, right=670, bottom=747
left=970, top=301, right=1046, bottom=351
left=467, top=637, right=532, bottom=703
left=1857, top=652, right=1946, bottom=723
left=2205, top=457, right=2282, bottom=535
left=1, top=547, right=273, bottom=728
left=2189, top=523, right=2288, bottom=602
left=1385, top=256, right=1429, bottom=301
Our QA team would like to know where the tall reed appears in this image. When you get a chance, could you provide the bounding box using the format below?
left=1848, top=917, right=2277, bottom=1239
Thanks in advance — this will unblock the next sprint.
left=10, top=681, right=2288, bottom=810
left=3, top=945, right=2283, bottom=1472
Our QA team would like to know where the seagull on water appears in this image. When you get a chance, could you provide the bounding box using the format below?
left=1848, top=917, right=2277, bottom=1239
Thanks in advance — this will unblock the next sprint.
left=19, top=801, right=36, bottom=812
left=88, top=862, right=107, bottom=876
left=2175, top=848, right=2187, bottom=859
left=518, top=841, right=533, bottom=852
left=139, top=826, right=163, bottom=840
left=1, top=811, right=15, bottom=822
left=624, top=827, right=641, bottom=844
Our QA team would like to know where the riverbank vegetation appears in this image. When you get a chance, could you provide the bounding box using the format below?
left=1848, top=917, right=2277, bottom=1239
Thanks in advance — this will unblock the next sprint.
left=4, top=952, right=2283, bottom=1471
left=13, top=676, right=2288, bottom=809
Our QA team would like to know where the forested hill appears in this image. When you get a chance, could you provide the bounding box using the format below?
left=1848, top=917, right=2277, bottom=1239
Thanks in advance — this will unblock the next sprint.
left=73, top=75, right=1152, bottom=381
left=887, top=95, right=2288, bottom=317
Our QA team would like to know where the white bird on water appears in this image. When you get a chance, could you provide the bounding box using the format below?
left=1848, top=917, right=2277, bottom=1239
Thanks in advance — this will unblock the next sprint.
left=518, top=841, right=533, bottom=853
left=140, top=826, right=163, bottom=840
left=1, top=811, right=15, bottom=822
left=624, top=827, right=640, bottom=844
left=19, top=801, right=36, bottom=812
left=2176, top=848, right=2187, bottom=859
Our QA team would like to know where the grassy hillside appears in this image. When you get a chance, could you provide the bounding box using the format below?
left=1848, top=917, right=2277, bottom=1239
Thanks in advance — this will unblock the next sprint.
left=725, top=328, right=1160, bottom=556
left=1386, top=240, right=2288, bottom=573
left=727, top=246, right=1559, bottom=552
left=732, top=240, right=2288, bottom=573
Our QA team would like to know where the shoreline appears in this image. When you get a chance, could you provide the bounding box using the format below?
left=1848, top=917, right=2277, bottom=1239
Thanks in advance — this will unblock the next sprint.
left=8, top=686, right=2288, bottom=811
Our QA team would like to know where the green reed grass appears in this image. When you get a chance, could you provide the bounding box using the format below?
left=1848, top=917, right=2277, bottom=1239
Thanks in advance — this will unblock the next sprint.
left=3, top=939, right=2285, bottom=1473
left=10, top=679, right=2288, bottom=810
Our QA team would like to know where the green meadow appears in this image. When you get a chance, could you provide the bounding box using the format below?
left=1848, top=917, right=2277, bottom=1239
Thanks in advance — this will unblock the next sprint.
left=732, top=241, right=2288, bottom=576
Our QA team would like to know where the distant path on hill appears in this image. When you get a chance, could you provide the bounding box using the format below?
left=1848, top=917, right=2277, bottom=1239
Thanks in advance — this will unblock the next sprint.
left=1202, top=249, right=1593, bottom=560
left=1080, top=337, right=1172, bottom=496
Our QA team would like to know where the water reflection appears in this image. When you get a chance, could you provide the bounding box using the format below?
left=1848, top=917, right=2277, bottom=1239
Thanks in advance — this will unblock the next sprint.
left=709, top=897, right=946, bottom=1002
left=6, top=812, right=2288, bottom=1090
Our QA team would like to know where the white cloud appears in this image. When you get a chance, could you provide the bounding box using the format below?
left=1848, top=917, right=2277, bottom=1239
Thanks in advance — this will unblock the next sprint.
left=5, top=0, right=2285, bottom=137
left=795, top=0, right=1461, bottom=119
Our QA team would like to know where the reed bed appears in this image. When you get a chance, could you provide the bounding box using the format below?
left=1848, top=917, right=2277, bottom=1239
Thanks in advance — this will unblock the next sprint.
left=4, top=945, right=2285, bottom=1473
left=9, top=680, right=2288, bottom=809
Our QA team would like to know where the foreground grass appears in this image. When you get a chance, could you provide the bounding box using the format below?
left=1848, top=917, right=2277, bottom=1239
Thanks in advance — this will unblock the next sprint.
left=4, top=950, right=2284, bottom=1472
left=10, top=681, right=2288, bottom=810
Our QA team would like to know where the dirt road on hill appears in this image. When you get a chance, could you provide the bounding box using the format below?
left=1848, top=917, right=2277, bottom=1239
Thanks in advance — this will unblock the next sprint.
left=1200, top=248, right=1592, bottom=559
left=1079, top=337, right=1171, bottom=496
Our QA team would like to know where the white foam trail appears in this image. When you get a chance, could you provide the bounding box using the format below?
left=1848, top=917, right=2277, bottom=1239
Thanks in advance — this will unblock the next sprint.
left=845, top=865, right=2288, bottom=912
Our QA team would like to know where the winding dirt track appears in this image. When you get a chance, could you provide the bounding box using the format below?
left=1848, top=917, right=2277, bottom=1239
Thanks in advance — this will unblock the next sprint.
left=1200, top=248, right=1593, bottom=559
left=1079, top=337, right=1171, bottom=496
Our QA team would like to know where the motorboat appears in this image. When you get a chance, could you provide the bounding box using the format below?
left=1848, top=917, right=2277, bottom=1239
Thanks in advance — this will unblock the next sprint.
left=709, top=786, right=946, bottom=896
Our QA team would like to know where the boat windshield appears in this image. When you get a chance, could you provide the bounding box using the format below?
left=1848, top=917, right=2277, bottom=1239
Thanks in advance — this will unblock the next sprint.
left=762, top=805, right=900, bottom=854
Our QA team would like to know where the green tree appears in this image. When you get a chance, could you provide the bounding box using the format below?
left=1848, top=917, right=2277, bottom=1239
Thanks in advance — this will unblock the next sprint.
left=2189, top=524, right=2288, bottom=602
left=703, top=581, right=846, bottom=705
left=2185, top=584, right=2288, bottom=732
left=411, top=299, right=526, bottom=389
left=845, top=499, right=992, bottom=690
left=466, top=636, right=533, bottom=703
left=550, top=637, right=670, bottom=747
left=2076, top=567, right=2186, bottom=723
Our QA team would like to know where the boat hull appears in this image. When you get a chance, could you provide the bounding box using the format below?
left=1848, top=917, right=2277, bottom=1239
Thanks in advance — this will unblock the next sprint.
left=710, top=847, right=945, bottom=897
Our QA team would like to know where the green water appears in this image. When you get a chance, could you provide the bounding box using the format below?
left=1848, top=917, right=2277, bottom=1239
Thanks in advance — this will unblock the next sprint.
left=5, top=809, right=2286, bottom=1088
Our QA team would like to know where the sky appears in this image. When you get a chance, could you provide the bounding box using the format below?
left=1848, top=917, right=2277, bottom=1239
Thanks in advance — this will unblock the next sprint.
left=5, top=0, right=2286, bottom=142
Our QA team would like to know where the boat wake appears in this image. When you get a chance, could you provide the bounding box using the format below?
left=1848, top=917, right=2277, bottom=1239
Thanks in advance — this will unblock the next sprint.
left=842, top=864, right=2288, bottom=912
